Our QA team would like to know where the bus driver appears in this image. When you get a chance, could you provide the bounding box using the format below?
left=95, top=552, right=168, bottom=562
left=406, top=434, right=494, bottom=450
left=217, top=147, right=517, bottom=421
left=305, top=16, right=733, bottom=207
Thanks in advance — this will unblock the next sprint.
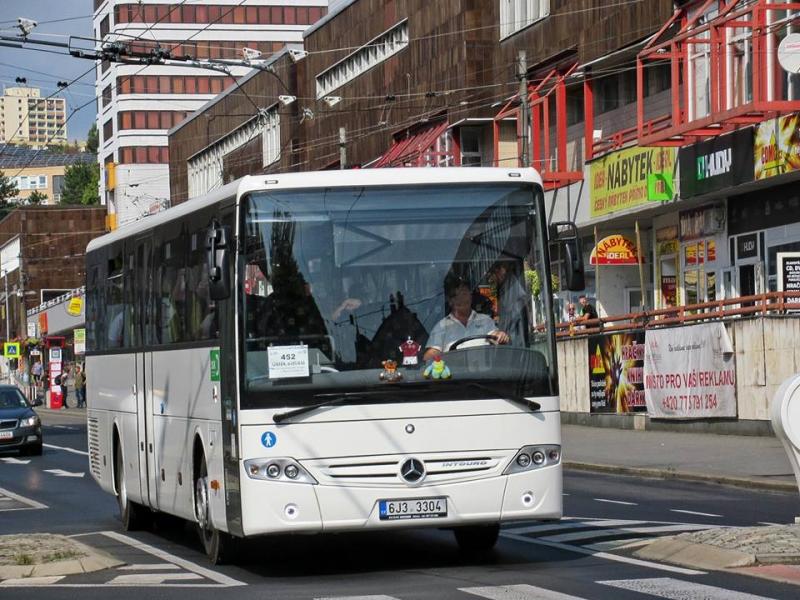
left=423, top=281, right=509, bottom=362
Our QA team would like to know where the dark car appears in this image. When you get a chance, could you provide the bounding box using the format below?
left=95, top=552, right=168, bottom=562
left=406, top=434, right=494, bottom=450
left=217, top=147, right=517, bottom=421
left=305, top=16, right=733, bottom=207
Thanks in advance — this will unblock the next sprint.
left=0, top=384, right=42, bottom=456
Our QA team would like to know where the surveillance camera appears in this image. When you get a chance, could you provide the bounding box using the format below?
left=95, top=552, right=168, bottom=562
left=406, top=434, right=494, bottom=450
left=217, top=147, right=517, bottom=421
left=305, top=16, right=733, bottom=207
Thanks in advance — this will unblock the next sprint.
left=17, top=18, right=38, bottom=37
left=278, top=95, right=296, bottom=106
left=288, top=49, right=308, bottom=63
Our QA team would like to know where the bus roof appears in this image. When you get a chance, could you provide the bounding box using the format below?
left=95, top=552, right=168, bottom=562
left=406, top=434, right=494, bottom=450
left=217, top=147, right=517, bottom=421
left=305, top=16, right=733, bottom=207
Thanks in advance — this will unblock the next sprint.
left=87, top=167, right=542, bottom=252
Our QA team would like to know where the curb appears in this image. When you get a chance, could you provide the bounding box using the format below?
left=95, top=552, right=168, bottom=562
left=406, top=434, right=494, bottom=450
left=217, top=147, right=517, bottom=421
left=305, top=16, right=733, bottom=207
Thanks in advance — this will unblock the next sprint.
left=0, top=538, right=123, bottom=581
left=564, top=461, right=798, bottom=493
left=635, top=538, right=756, bottom=570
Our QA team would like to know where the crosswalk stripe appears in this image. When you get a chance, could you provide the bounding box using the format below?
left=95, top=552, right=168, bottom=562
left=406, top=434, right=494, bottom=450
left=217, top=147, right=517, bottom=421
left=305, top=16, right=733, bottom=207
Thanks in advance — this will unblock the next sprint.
left=118, top=563, right=181, bottom=571
left=1, top=576, right=65, bottom=586
left=504, top=519, right=646, bottom=535
left=107, top=573, right=204, bottom=585
left=460, top=584, right=587, bottom=600
left=598, top=577, right=777, bottom=600
left=542, top=523, right=714, bottom=543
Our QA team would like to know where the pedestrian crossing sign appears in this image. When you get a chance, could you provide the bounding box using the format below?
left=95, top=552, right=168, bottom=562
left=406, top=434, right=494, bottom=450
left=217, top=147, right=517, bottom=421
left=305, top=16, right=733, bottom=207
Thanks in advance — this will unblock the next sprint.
left=4, top=342, right=20, bottom=358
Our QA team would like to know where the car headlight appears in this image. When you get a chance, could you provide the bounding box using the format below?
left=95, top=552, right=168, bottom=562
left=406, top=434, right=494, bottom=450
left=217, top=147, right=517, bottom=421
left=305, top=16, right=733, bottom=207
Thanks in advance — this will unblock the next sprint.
left=19, top=416, right=39, bottom=428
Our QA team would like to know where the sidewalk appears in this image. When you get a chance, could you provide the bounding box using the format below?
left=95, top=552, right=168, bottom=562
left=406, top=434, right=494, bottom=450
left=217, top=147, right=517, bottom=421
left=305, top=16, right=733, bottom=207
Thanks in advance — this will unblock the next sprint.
left=562, top=424, right=797, bottom=491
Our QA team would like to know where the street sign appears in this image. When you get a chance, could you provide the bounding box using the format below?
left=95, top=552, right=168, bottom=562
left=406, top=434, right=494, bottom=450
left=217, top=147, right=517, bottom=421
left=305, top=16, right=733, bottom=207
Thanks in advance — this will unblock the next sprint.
left=3, top=342, right=20, bottom=358
left=49, top=347, right=62, bottom=363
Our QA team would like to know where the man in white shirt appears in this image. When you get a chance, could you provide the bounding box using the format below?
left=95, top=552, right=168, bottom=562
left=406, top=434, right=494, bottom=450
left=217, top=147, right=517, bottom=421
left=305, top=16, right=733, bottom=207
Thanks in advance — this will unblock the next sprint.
left=423, top=282, right=509, bottom=362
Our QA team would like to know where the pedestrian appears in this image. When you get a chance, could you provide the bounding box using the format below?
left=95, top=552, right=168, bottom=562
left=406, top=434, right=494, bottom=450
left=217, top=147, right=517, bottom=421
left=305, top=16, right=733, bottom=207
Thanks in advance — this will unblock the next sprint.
left=74, top=365, right=85, bottom=408
left=60, top=365, right=70, bottom=408
left=576, top=294, right=598, bottom=326
left=31, top=360, right=43, bottom=388
left=54, top=372, right=66, bottom=409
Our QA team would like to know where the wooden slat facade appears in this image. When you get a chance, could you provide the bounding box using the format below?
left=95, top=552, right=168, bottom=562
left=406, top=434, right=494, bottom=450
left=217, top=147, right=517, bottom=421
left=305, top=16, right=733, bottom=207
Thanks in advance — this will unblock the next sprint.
left=169, top=0, right=675, bottom=203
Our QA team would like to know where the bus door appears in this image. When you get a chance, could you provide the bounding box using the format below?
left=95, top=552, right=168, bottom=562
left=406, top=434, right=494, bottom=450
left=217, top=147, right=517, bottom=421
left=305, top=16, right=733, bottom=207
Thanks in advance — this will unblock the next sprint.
left=133, top=234, right=159, bottom=510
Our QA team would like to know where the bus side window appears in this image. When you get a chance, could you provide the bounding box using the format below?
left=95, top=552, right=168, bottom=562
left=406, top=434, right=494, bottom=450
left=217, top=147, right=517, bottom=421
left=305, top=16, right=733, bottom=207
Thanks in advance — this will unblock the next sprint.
left=106, top=248, right=125, bottom=349
left=157, top=238, right=187, bottom=344
left=186, top=230, right=217, bottom=340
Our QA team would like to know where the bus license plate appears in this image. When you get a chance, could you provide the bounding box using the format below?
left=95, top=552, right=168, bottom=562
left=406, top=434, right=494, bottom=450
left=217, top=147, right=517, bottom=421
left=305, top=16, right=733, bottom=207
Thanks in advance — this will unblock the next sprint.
left=379, top=497, right=447, bottom=520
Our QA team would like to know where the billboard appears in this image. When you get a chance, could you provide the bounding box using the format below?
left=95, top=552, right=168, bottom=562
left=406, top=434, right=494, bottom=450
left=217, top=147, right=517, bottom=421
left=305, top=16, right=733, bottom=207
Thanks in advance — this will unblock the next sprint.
left=755, top=113, right=800, bottom=180
left=589, top=146, right=676, bottom=218
left=588, top=331, right=646, bottom=413
left=679, top=128, right=754, bottom=197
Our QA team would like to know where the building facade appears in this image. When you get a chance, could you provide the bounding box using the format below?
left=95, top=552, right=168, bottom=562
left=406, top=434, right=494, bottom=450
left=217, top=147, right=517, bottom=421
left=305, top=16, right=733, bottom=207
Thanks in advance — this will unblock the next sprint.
left=93, top=0, right=329, bottom=229
left=0, top=145, right=96, bottom=205
left=0, top=87, right=67, bottom=148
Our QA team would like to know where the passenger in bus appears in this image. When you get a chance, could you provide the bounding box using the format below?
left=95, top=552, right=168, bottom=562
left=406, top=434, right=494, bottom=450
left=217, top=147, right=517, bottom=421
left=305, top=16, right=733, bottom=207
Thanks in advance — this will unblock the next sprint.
left=423, top=281, right=509, bottom=362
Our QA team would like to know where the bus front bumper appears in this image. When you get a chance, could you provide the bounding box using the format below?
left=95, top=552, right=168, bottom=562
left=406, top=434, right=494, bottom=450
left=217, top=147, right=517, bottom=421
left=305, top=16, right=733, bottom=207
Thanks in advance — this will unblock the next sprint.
left=238, top=463, right=562, bottom=537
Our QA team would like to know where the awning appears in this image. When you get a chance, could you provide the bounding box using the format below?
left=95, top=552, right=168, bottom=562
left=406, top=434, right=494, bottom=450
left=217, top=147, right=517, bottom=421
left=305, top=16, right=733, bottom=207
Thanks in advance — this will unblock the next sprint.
left=373, top=120, right=449, bottom=168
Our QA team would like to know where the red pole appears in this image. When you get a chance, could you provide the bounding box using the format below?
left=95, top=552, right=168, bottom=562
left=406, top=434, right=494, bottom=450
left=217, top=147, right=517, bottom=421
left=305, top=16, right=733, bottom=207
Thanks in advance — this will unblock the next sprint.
left=556, top=75, right=567, bottom=174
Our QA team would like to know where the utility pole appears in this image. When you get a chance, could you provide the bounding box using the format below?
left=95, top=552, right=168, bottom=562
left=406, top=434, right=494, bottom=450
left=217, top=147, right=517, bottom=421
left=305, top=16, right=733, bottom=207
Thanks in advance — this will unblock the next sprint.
left=518, top=51, right=529, bottom=168
left=339, top=127, right=346, bottom=169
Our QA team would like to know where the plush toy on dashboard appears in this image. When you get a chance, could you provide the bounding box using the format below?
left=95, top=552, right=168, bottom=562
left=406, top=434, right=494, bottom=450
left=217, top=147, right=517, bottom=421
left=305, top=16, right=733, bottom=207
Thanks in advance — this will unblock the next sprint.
left=379, top=359, right=403, bottom=383
left=423, top=354, right=451, bottom=380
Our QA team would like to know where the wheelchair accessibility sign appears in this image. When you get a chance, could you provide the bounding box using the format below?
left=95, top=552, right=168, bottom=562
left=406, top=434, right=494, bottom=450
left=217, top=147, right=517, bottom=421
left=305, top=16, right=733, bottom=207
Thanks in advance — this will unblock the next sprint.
left=3, top=342, right=20, bottom=358
left=261, top=431, right=277, bottom=448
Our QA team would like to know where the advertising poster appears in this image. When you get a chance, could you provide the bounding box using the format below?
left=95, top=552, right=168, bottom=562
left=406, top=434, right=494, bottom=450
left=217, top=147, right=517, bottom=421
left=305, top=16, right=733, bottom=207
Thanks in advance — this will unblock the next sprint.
left=679, top=128, right=754, bottom=197
left=754, top=114, right=800, bottom=180
left=590, top=234, right=643, bottom=266
left=778, top=252, right=800, bottom=306
left=589, top=146, right=676, bottom=218
left=588, top=332, right=646, bottom=413
left=644, top=322, right=736, bottom=419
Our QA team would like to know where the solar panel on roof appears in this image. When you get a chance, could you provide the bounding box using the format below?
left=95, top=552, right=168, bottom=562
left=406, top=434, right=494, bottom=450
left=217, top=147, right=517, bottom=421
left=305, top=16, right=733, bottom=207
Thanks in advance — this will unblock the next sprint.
left=0, top=144, right=94, bottom=169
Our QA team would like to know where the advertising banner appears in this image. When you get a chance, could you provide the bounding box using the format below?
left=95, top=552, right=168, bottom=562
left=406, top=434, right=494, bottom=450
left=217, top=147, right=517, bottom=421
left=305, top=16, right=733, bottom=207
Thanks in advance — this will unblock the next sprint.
left=588, top=331, right=646, bottom=414
left=590, top=234, right=643, bottom=266
left=755, top=113, right=800, bottom=180
left=590, top=146, right=676, bottom=218
left=644, top=322, right=736, bottom=419
left=74, top=328, right=86, bottom=355
left=679, top=128, right=754, bottom=197
left=778, top=252, right=800, bottom=306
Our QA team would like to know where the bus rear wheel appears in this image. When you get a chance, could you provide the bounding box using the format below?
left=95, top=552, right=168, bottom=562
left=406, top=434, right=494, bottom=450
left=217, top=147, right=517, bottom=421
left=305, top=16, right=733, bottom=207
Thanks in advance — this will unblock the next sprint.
left=114, top=440, right=150, bottom=530
left=453, top=524, right=500, bottom=555
left=194, top=456, right=238, bottom=565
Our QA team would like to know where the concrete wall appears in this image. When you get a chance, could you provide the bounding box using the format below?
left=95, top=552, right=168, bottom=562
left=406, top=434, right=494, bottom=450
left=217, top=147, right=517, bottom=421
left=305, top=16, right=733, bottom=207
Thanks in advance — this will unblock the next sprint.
left=557, top=316, right=800, bottom=425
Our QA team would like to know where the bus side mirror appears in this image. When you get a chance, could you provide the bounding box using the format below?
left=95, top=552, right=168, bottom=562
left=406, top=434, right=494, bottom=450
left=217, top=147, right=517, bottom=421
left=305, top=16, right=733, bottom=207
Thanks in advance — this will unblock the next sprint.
left=550, top=221, right=585, bottom=292
left=207, top=222, right=231, bottom=300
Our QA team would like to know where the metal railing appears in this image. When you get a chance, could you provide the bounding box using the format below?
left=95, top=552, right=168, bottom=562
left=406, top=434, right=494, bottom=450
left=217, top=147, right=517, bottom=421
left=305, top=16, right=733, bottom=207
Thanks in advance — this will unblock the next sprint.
left=556, top=291, right=800, bottom=338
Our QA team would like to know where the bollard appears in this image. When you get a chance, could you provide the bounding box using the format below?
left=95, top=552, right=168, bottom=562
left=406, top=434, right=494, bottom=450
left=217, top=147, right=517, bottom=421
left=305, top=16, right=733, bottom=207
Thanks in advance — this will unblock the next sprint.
left=771, top=373, right=800, bottom=507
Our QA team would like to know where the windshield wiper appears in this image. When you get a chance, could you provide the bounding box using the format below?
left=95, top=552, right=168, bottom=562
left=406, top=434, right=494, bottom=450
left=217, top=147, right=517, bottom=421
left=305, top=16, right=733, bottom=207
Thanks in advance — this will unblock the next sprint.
left=467, top=382, right=541, bottom=412
left=273, top=391, right=403, bottom=423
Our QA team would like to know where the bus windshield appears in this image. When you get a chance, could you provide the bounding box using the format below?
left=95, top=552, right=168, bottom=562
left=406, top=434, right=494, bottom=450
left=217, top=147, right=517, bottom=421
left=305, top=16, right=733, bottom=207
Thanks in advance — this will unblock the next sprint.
left=241, top=183, right=557, bottom=409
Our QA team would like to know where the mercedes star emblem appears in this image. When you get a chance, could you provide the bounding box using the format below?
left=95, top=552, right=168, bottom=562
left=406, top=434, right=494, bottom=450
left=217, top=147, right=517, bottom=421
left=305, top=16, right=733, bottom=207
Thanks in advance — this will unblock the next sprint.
left=400, top=458, right=425, bottom=483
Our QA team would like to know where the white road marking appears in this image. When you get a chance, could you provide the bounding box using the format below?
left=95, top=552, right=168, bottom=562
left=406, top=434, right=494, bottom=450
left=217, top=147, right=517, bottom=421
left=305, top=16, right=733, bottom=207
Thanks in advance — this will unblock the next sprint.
left=118, top=563, right=181, bottom=571
left=100, top=531, right=246, bottom=587
left=542, top=523, right=714, bottom=543
left=107, top=573, right=204, bottom=585
left=599, top=577, right=777, bottom=600
left=1, top=457, right=30, bottom=465
left=670, top=509, right=723, bottom=518
left=461, top=584, right=587, bottom=600
left=504, top=519, right=646, bottom=535
left=500, top=532, right=705, bottom=575
left=51, top=425, right=76, bottom=430
left=315, top=596, right=399, bottom=600
left=43, top=443, right=88, bottom=456
left=758, top=521, right=783, bottom=526
left=44, top=469, right=85, bottom=478
left=593, top=498, right=637, bottom=506
left=0, top=485, right=47, bottom=509
left=1, top=576, right=65, bottom=586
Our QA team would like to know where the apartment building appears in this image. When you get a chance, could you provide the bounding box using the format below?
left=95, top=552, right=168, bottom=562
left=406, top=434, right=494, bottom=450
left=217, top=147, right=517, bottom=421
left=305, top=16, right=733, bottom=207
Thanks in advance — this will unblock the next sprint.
left=0, top=145, right=95, bottom=205
left=0, top=87, right=67, bottom=148
left=93, top=0, right=329, bottom=229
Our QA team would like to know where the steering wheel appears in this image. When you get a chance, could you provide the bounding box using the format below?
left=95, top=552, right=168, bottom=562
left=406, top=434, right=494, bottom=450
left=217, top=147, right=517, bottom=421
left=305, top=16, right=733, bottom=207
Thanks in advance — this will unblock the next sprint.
left=448, top=334, right=497, bottom=351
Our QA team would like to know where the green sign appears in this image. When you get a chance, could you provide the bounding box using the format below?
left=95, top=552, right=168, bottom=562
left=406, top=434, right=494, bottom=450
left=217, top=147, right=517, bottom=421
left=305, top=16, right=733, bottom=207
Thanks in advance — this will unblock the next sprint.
left=210, top=349, right=220, bottom=382
left=647, top=172, right=674, bottom=201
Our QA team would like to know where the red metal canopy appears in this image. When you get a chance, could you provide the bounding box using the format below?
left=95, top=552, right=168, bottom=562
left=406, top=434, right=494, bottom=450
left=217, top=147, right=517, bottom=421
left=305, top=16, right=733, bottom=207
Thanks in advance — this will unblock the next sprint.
left=373, top=120, right=451, bottom=168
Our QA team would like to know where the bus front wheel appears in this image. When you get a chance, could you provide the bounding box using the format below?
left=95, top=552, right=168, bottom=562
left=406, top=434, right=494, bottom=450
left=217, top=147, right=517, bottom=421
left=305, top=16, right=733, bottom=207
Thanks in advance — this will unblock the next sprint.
left=114, top=440, right=150, bottom=530
left=194, top=456, right=238, bottom=565
left=453, top=524, right=500, bottom=555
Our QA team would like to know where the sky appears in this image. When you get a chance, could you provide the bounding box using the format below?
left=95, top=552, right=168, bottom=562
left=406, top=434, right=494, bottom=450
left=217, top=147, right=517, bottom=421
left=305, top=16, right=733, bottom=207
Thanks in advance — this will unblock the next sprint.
left=1, top=1, right=96, bottom=143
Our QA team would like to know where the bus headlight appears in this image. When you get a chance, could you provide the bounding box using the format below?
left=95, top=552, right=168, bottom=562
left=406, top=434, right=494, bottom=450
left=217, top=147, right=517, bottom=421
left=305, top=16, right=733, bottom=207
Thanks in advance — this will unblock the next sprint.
left=504, top=444, right=561, bottom=475
left=243, top=457, right=317, bottom=484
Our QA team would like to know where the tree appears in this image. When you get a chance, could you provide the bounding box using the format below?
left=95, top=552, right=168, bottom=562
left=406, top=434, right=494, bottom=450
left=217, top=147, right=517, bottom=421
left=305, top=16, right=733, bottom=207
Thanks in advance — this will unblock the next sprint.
left=60, top=162, right=100, bottom=205
left=0, top=171, right=18, bottom=203
left=86, top=124, right=98, bottom=155
left=27, top=190, right=48, bottom=204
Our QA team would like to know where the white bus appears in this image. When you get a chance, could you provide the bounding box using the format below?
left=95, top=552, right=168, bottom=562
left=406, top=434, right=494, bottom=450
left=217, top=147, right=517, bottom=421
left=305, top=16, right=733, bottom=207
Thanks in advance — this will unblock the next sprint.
left=86, top=168, right=583, bottom=564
